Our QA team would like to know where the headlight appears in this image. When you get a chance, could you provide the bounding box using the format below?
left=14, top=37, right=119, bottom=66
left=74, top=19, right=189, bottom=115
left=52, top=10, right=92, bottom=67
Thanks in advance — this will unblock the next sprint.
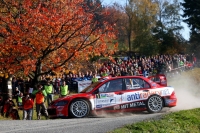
left=54, top=101, right=68, bottom=106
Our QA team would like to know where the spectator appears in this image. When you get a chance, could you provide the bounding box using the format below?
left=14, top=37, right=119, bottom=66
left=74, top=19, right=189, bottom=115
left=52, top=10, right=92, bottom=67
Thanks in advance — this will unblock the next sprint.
left=17, top=92, right=23, bottom=110
left=44, top=81, right=54, bottom=106
left=101, top=70, right=108, bottom=77
left=17, top=77, right=25, bottom=94
left=88, top=71, right=93, bottom=80
left=54, top=76, right=61, bottom=94
left=143, top=65, right=149, bottom=77
left=84, top=71, right=90, bottom=80
left=14, top=87, right=20, bottom=104
left=59, top=81, right=69, bottom=97
left=71, top=74, right=77, bottom=81
left=35, top=84, right=48, bottom=120
left=92, top=74, right=98, bottom=83
left=22, top=94, right=34, bottom=120
left=24, top=77, right=32, bottom=94
left=3, top=97, right=20, bottom=120
left=65, top=74, right=72, bottom=92
left=12, top=76, right=17, bottom=96
left=0, top=96, right=3, bottom=116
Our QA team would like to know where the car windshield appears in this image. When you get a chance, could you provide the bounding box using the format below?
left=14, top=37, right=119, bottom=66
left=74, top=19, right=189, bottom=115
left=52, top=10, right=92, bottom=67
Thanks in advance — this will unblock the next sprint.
left=80, top=82, right=101, bottom=93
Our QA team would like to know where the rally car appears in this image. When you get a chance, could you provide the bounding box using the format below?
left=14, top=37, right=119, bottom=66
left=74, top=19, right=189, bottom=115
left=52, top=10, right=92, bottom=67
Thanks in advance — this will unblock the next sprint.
left=47, top=75, right=177, bottom=118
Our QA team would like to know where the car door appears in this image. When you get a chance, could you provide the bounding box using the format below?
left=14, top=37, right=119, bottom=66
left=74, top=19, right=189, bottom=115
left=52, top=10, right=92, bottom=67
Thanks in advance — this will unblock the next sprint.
left=94, top=78, right=124, bottom=111
left=120, top=77, right=151, bottom=110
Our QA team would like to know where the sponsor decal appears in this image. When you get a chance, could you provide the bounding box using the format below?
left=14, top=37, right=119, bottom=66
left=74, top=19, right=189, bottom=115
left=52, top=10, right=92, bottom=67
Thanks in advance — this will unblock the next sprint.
left=99, top=93, right=114, bottom=98
left=127, top=92, right=141, bottom=101
left=57, top=106, right=64, bottom=111
left=161, top=89, right=170, bottom=95
left=127, top=90, right=162, bottom=101
left=129, top=101, right=145, bottom=107
left=110, top=97, right=116, bottom=104
left=165, top=99, right=176, bottom=105
left=102, top=104, right=112, bottom=107
left=121, top=101, right=145, bottom=109
left=96, top=97, right=116, bottom=105
left=100, top=94, right=107, bottom=98
left=96, top=105, right=102, bottom=108
left=96, top=98, right=110, bottom=104
left=113, top=105, right=120, bottom=110
left=107, top=93, right=114, bottom=97
left=161, top=79, right=166, bottom=84
left=151, top=83, right=156, bottom=87
left=57, top=112, right=64, bottom=116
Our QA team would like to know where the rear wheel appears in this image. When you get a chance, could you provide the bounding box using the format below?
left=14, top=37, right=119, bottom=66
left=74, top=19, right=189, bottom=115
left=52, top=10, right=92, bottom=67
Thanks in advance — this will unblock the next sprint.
left=146, top=95, right=163, bottom=113
left=69, top=99, right=90, bottom=118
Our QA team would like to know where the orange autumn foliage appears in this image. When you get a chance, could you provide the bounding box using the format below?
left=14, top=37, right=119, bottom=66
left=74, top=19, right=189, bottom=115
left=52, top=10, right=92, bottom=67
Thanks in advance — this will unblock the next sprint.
left=0, top=0, right=117, bottom=79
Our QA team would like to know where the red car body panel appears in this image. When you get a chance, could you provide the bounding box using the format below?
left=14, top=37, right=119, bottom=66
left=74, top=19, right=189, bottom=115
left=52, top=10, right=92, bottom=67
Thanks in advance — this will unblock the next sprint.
left=48, top=75, right=177, bottom=118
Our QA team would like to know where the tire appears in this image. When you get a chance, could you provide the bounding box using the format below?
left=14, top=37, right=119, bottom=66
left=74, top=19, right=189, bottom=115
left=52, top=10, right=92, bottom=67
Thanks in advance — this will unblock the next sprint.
left=146, top=95, right=163, bottom=113
left=69, top=99, right=90, bottom=118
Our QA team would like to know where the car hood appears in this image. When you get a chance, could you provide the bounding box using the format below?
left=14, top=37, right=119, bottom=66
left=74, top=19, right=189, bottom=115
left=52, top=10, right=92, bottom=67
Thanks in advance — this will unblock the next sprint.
left=53, top=93, right=91, bottom=102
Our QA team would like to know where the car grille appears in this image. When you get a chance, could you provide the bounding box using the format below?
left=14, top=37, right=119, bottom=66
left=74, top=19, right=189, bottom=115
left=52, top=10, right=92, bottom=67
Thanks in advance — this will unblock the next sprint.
left=47, top=108, right=56, bottom=115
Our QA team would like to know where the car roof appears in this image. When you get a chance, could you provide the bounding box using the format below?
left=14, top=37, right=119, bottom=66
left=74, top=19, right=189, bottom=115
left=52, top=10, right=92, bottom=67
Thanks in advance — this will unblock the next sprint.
left=101, top=76, right=148, bottom=82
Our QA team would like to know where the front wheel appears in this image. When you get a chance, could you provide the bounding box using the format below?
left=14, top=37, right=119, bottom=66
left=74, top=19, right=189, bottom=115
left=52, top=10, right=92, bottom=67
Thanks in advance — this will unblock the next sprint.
left=69, top=99, right=90, bottom=118
left=146, top=95, right=163, bottom=113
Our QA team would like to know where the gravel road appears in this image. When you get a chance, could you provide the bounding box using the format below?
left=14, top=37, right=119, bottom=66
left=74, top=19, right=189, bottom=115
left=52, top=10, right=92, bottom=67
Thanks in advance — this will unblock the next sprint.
left=0, top=111, right=167, bottom=133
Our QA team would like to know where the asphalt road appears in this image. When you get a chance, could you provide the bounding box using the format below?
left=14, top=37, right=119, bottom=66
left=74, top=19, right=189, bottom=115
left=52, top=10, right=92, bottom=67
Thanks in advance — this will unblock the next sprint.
left=0, top=111, right=167, bottom=133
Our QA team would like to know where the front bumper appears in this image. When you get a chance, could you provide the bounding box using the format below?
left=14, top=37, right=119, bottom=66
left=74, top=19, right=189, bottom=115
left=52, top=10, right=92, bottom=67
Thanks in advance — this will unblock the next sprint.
left=47, top=108, right=57, bottom=116
left=47, top=106, right=69, bottom=118
left=164, top=97, right=177, bottom=107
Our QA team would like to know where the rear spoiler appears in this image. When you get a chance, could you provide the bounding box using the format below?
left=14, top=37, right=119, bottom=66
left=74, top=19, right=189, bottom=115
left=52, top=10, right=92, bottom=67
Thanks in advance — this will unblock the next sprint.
left=148, top=74, right=167, bottom=87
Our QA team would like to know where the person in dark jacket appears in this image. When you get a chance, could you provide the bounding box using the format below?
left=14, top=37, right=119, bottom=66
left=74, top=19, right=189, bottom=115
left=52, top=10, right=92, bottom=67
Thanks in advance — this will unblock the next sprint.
left=0, top=96, right=4, bottom=116
left=3, top=97, right=20, bottom=119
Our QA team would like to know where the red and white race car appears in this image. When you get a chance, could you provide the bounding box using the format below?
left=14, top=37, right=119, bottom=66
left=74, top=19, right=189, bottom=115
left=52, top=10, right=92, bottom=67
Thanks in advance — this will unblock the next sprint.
left=47, top=75, right=177, bottom=118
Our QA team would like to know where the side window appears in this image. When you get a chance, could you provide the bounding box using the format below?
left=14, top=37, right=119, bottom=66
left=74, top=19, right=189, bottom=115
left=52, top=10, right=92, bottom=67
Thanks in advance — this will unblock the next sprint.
left=151, top=76, right=160, bottom=82
left=125, top=78, right=150, bottom=90
left=143, top=80, right=150, bottom=88
left=105, top=79, right=123, bottom=92
left=98, top=84, right=107, bottom=93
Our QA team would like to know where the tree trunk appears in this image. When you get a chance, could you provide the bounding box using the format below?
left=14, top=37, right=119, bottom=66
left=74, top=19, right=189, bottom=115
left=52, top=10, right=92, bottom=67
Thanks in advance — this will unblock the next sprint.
left=0, top=76, right=12, bottom=102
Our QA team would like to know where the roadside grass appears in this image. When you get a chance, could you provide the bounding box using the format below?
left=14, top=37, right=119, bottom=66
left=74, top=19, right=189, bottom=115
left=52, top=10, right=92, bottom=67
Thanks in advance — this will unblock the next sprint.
left=109, top=68, right=200, bottom=133
left=109, top=108, right=200, bottom=133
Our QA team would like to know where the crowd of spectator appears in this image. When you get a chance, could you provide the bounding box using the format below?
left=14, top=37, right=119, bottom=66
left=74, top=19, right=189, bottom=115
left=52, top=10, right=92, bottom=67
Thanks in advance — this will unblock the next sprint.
left=9, top=54, right=198, bottom=95
left=0, top=53, right=197, bottom=120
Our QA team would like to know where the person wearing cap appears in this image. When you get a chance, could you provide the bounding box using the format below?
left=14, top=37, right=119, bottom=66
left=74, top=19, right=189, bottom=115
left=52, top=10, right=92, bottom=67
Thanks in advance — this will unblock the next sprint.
left=44, top=81, right=54, bottom=106
left=35, top=84, right=48, bottom=120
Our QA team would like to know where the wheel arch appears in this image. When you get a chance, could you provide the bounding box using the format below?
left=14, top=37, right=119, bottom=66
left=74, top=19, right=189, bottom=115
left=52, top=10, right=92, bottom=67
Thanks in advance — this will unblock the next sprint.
left=147, top=94, right=165, bottom=106
left=146, top=94, right=164, bottom=113
left=68, top=97, right=92, bottom=117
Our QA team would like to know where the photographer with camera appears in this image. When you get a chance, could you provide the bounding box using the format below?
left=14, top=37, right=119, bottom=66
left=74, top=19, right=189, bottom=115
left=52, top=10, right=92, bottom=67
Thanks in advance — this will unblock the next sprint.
left=22, top=94, right=34, bottom=120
